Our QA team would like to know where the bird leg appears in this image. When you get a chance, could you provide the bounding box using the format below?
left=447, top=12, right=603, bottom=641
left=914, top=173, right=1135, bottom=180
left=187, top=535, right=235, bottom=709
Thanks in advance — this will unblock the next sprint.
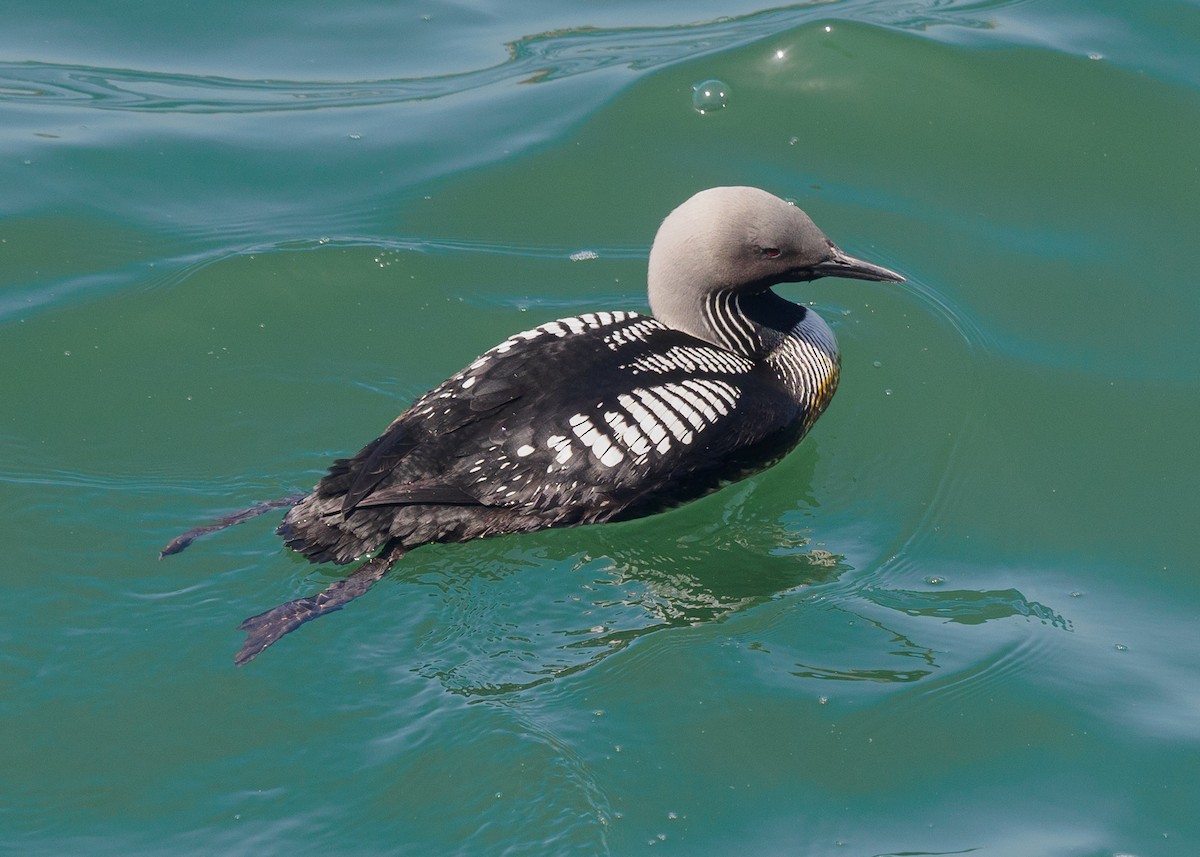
left=234, top=542, right=406, bottom=665
left=159, top=494, right=307, bottom=558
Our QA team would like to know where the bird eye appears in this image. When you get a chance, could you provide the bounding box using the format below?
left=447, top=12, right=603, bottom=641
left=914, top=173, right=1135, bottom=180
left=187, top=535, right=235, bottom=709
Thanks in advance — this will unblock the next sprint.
left=763, top=247, right=781, bottom=258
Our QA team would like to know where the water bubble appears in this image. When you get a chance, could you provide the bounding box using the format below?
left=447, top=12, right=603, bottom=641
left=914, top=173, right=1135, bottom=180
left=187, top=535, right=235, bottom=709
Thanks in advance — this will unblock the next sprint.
left=692, top=79, right=729, bottom=114
left=872, top=360, right=882, bottom=368
left=347, top=132, right=362, bottom=140
left=570, top=250, right=598, bottom=261
left=1087, top=52, right=1103, bottom=61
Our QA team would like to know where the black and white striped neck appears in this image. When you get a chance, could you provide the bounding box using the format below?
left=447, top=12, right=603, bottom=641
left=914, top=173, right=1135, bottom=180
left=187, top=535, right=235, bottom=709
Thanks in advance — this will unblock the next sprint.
left=700, top=288, right=841, bottom=406
left=698, top=288, right=805, bottom=361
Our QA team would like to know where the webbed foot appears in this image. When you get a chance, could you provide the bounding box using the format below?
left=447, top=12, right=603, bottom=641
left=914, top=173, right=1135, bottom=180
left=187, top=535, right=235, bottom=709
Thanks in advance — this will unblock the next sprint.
left=235, top=543, right=405, bottom=665
left=160, top=494, right=306, bottom=557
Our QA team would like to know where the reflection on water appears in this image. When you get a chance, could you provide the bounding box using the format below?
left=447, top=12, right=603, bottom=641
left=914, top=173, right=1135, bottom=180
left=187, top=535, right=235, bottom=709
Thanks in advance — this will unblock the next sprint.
left=790, top=585, right=1069, bottom=685
left=862, top=585, right=1069, bottom=629
left=400, top=533, right=849, bottom=697
left=391, top=476, right=842, bottom=696
left=389, top=496, right=1070, bottom=698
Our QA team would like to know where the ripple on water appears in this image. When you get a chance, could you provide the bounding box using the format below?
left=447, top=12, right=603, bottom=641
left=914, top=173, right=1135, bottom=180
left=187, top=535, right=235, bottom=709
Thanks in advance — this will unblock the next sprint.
left=0, top=0, right=1098, bottom=122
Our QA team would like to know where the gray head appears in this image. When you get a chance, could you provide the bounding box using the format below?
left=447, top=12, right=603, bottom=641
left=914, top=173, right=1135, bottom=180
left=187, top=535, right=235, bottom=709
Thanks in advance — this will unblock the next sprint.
left=647, top=186, right=902, bottom=352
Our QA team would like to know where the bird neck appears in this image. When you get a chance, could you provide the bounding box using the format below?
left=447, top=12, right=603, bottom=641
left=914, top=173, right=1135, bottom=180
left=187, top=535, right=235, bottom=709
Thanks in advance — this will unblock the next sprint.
left=654, top=286, right=808, bottom=362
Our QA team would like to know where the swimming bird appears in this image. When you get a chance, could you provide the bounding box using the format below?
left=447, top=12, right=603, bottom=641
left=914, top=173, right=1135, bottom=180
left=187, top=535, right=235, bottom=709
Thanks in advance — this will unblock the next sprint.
left=162, top=186, right=902, bottom=664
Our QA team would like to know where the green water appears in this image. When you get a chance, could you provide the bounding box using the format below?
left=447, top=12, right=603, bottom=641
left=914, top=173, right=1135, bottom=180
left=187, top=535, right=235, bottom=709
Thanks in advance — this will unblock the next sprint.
left=4, top=1, right=1199, bottom=854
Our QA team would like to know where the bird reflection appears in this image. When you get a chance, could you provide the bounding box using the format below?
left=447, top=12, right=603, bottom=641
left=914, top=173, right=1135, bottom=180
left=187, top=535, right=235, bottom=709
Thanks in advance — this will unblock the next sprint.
left=409, top=540, right=848, bottom=697
left=402, top=503, right=1070, bottom=698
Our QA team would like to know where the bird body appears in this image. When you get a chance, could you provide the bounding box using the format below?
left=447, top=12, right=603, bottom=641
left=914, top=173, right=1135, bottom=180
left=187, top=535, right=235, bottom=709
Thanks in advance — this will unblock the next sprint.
left=278, top=305, right=838, bottom=566
left=163, top=186, right=902, bottom=663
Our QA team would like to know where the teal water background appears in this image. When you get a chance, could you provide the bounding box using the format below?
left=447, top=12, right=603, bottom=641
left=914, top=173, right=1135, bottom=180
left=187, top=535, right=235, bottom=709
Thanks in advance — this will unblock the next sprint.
left=3, top=1, right=1199, bottom=854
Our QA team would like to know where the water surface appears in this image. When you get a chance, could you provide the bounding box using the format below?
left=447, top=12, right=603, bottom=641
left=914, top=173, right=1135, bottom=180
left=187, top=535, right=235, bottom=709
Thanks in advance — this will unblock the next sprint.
left=3, top=1, right=1199, bottom=854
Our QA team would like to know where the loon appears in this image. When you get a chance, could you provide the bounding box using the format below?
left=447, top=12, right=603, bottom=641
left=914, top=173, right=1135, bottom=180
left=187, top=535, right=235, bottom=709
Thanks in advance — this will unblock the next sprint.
left=162, top=186, right=903, bottom=664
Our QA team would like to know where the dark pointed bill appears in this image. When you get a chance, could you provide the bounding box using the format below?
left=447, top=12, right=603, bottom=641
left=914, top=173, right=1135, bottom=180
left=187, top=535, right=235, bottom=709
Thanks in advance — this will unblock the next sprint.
left=811, top=246, right=904, bottom=283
